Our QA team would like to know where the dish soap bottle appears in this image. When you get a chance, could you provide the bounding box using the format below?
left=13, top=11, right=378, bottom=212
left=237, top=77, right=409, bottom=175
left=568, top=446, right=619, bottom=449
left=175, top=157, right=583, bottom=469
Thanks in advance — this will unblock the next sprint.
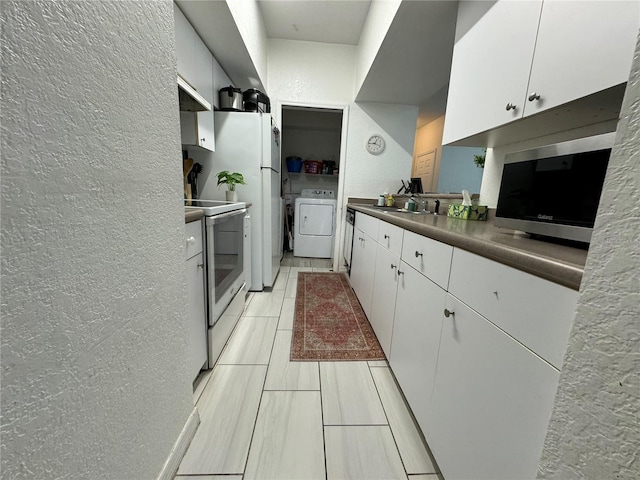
left=386, top=193, right=394, bottom=207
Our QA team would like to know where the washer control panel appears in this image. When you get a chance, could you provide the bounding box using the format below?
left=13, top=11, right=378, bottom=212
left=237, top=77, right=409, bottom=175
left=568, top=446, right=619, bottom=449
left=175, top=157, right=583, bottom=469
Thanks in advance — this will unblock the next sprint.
left=300, top=189, right=335, bottom=199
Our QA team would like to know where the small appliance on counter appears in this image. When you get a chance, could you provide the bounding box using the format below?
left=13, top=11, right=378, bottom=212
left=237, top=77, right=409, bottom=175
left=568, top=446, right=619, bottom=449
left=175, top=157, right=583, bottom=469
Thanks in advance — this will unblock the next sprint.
left=219, top=85, right=243, bottom=111
left=495, top=132, right=614, bottom=243
left=243, top=88, right=270, bottom=113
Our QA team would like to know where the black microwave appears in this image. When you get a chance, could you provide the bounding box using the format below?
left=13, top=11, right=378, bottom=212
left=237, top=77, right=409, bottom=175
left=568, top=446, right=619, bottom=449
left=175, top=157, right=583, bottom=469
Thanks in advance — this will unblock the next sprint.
left=495, top=132, right=614, bottom=244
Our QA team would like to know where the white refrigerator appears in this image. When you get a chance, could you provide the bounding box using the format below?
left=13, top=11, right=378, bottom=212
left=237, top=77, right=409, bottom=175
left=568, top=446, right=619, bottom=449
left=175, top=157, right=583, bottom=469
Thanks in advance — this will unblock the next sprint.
left=200, top=111, right=282, bottom=291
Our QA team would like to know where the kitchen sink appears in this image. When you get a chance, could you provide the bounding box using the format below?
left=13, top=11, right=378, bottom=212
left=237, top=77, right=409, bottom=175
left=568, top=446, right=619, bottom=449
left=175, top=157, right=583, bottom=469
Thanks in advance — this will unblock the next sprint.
left=369, top=205, right=403, bottom=211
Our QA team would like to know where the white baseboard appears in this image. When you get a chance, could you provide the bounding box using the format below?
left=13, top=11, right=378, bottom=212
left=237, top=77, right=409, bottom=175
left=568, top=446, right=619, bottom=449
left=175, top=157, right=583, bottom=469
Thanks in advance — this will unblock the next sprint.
left=156, top=407, right=200, bottom=480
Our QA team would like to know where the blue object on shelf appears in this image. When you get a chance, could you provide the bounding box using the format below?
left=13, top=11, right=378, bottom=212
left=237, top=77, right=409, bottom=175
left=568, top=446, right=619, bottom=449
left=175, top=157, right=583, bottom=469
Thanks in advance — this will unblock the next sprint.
left=286, top=157, right=302, bottom=173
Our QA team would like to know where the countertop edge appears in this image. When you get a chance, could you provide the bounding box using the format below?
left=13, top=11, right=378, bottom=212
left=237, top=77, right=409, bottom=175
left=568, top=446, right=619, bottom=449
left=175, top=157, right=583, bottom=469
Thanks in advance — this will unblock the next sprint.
left=349, top=203, right=584, bottom=291
left=185, top=209, right=205, bottom=223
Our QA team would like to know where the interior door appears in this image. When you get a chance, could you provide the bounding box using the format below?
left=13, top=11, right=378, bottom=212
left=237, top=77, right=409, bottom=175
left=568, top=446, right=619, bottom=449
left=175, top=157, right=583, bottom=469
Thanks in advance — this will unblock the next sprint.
left=412, top=149, right=437, bottom=192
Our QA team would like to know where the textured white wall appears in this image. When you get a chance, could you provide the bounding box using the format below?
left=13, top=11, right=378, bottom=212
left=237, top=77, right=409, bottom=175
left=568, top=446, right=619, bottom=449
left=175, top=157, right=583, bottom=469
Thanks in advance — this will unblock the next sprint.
left=1, top=2, right=193, bottom=479
left=267, top=38, right=357, bottom=123
left=537, top=39, right=640, bottom=480
left=342, top=102, right=418, bottom=200
left=265, top=39, right=416, bottom=268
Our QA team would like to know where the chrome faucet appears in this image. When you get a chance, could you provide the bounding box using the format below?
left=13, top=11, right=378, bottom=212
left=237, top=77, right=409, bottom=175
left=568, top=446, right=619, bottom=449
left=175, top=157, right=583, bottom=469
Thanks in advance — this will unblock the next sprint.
left=410, top=196, right=429, bottom=213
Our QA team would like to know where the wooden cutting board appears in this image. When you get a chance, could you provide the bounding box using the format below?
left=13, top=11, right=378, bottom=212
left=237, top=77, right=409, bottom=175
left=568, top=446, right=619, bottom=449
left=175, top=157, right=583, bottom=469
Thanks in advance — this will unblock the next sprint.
left=183, top=158, right=194, bottom=205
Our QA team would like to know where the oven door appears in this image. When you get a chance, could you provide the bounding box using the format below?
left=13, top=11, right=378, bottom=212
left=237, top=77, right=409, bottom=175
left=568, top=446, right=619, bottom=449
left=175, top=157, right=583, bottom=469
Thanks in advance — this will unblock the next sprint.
left=206, top=208, right=247, bottom=325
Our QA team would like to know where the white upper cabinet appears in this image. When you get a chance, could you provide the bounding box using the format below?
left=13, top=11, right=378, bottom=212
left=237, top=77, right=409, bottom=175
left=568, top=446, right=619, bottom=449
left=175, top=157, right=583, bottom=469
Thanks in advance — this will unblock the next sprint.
left=524, top=0, right=640, bottom=118
left=174, top=2, right=215, bottom=151
left=442, top=0, right=542, bottom=145
left=192, top=38, right=214, bottom=105
left=443, top=0, right=639, bottom=146
left=174, top=3, right=197, bottom=85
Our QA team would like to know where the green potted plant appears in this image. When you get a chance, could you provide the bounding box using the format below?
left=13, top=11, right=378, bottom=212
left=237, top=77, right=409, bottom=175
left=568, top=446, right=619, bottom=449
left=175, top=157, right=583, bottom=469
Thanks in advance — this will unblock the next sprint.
left=216, top=170, right=246, bottom=201
left=473, top=149, right=487, bottom=168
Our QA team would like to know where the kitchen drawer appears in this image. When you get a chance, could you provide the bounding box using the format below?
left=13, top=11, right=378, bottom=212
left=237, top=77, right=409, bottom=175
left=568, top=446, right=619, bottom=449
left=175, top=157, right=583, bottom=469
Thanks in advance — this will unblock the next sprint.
left=355, top=212, right=379, bottom=240
left=401, top=230, right=453, bottom=290
left=377, top=221, right=403, bottom=257
left=448, top=248, right=578, bottom=369
left=185, top=220, right=203, bottom=260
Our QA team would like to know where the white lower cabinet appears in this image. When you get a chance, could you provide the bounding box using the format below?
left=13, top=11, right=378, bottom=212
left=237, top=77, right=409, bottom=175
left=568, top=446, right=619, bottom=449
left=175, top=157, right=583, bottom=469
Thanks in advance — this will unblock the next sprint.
left=348, top=213, right=575, bottom=480
left=429, top=294, right=561, bottom=480
left=369, top=245, right=401, bottom=357
left=389, top=261, right=446, bottom=439
left=349, top=227, right=377, bottom=319
left=449, top=248, right=578, bottom=369
left=185, top=221, right=208, bottom=380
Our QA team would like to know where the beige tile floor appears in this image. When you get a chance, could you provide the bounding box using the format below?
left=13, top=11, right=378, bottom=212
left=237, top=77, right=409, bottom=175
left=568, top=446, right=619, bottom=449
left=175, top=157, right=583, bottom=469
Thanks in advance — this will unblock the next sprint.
left=176, top=253, right=443, bottom=480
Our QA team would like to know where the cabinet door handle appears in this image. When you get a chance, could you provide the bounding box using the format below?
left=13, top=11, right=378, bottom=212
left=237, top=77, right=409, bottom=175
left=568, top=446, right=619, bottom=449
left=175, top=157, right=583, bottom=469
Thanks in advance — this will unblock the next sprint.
left=415, top=251, right=423, bottom=258
left=390, top=264, right=397, bottom=270
left=201, top=137, right=206, bottom=142
left=384, top=234, right=390, bottom=239
left=197, top=263, right=204, bottom=269
left=528, top=92, right=541, bottom=102
left=505, top=103, right=517, bottom=111
left=186, top=236, right=196, bottom=244
left=397, top=270, right=404, bottom=276
left=444, top=308, right=455, bottom=318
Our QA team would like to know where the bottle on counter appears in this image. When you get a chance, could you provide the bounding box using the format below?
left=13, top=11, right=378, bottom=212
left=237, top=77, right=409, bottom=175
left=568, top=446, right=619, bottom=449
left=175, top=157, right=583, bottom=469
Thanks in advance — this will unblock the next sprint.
left=386, top=193, right=394, bottom=207
left=378, top=194, right=385, bottom=206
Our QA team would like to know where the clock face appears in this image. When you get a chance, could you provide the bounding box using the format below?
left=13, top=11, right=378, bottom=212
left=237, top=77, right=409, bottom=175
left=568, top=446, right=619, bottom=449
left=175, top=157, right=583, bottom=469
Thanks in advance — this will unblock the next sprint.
left=366, top=134, right=385, bottom=155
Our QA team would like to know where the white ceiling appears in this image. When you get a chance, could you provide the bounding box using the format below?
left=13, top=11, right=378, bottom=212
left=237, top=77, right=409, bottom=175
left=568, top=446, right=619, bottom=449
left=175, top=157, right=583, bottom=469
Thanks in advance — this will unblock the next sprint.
left=258, top=0, right=371, bottom=45
left=257, top=0, right=458, bottom=128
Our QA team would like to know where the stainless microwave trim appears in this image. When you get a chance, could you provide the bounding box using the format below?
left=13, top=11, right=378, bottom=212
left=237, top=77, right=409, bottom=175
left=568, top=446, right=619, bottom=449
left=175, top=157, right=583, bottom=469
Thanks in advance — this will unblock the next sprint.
left=503, top=132, right=615, bottom=164
left=496, top=132, right=615, bottom=244
left=494, top=217, right=593, bottom=243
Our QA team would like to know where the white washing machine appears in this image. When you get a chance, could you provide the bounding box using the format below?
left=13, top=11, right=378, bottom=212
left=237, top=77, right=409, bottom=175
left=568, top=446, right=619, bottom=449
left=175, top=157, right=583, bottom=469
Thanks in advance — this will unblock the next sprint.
left=294, top=189, right=337, bottom=258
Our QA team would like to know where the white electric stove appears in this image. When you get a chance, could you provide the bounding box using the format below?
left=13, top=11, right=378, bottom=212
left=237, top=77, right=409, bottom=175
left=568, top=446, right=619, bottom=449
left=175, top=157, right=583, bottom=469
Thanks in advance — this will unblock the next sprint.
left=185, top=199, right=249, bottom=368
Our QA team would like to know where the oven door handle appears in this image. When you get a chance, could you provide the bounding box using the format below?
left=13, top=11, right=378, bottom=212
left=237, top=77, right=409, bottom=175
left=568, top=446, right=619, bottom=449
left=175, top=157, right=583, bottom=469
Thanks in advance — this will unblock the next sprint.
left=206, top=208, right=247, bottom=225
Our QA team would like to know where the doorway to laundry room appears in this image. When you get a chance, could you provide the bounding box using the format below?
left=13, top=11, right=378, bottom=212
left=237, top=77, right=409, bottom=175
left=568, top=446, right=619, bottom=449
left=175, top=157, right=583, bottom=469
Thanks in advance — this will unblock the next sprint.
left=280, top=106, right=344, bottom=265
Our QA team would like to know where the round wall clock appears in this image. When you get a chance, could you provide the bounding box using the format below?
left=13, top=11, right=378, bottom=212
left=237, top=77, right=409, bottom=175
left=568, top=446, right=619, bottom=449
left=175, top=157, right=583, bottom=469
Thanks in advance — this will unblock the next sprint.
left=366, top=134, right=385, bottom=155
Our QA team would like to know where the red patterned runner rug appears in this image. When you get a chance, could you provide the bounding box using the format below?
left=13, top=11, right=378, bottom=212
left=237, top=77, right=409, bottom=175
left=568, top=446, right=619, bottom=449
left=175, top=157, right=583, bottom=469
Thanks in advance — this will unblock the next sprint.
left=291, top=272, right=385, bottom=361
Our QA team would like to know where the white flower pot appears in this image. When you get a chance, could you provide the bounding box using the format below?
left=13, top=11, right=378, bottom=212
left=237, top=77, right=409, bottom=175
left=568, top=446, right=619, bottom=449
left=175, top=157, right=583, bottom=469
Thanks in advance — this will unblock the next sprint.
left=225, top=190, right=238, bottom=202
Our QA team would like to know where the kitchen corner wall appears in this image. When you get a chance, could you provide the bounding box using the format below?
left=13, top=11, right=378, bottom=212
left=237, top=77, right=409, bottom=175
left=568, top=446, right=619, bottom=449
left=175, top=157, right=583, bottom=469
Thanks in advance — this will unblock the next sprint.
left=267, top=39, right=418, bottom=200
left=537, top=37, right=640, bottom=480
left=266, top=38, right=417, bottom=267
left=1, top=2, right=193, bottom=479
left=342, top=102, right=418, bottom=200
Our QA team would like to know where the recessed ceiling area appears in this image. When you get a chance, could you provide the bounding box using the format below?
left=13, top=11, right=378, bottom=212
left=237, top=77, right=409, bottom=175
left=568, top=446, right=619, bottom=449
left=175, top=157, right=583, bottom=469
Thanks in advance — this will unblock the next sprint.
left=355, top=1, right=458, bottom=128
left=180, top=0, right=459, bottom=129
left=257, top=0, right=458, bottom=128
left=258, top=0, right=371, bottom=45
